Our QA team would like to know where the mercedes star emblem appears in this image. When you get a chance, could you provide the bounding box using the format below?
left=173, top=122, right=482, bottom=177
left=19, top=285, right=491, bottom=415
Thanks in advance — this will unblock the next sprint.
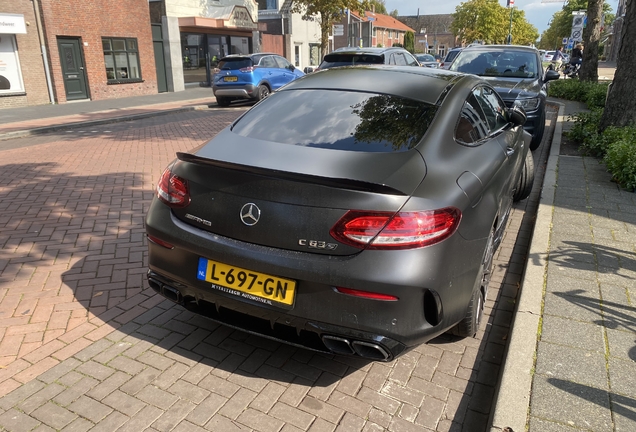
left=240, top=203, right=261, bottom=226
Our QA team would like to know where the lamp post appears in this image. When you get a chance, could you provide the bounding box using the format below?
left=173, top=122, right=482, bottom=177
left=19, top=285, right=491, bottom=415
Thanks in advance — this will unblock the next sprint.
left=507, top=0, right=514, bottom=44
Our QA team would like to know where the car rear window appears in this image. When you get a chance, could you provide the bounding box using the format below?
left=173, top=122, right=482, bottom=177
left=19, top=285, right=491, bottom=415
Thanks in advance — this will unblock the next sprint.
left=218, top=58, right=253, bottom=70
left=445, top=50, right=460, bottom=63
left=320, top=54, right=384, bottom=69
left=231, top=89, right=437, bottom=153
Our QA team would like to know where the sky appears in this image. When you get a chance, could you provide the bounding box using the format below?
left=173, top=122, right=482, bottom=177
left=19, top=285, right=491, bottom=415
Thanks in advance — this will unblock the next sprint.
left=384, top=0, right=620, bottom=37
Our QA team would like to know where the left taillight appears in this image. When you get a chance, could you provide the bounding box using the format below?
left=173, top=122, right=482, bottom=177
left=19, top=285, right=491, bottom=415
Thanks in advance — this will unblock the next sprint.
left=156, top=167, right=190, bottom=208
left=239, top=66, right=255, bottom=72
left=330, top=208, right=461, bottom=250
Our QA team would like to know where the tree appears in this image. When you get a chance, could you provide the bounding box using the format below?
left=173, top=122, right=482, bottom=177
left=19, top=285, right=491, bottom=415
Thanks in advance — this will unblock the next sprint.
left=600, top=0, right=636, bottom=130
left=451, top=0, right=538, bottom=45
left=404, top=31, right=415, bottom=53
left=389, top=9, right=399, bottom=18
left=291, top=0, right=371, bottom=56
left=538, top=0, right=613, bottom=51
left=369, top=0, right=387, bottom=14
left=579, top=0, right=603, bottom=81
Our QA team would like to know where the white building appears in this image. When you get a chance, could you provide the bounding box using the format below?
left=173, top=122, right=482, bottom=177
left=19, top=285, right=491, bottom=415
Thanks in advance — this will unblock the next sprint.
left=257, top=0, right=322, bottom=72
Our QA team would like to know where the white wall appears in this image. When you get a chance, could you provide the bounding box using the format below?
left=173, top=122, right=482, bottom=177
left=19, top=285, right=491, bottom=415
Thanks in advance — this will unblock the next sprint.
left=289, top=13, right=321, bottom=70
left=165, top=0, right=258, bottom=24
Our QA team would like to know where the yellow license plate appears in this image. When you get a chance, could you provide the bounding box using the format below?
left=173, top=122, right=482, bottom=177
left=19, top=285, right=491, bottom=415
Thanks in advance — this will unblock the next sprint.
left=223, top=76, right=238, bottom=82
left=197, top=258, right=296, bottom=307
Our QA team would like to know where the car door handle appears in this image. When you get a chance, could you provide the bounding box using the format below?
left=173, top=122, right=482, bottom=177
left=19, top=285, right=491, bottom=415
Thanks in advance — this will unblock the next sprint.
left=506, top=147, right=515, bottom=156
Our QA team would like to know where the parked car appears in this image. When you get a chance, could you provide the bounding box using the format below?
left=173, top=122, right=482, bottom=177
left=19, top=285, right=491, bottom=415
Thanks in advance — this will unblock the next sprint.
left=542, top=51, right=556, bottom=62
left=212, top=53, right=304, bottom=106
left=449, top=44, right=560, bottom=150
left=146, top=65, right=533, bottom=361
left=440, top=47, right=463, bottom=69
left=316, top=46, right=420, bottom=70
left=416, top=53, right=440, bottom=68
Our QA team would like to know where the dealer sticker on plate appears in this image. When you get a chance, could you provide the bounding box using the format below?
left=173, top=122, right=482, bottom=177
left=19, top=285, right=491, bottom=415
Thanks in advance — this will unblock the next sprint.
left=197, top=258, right=296, bottom=307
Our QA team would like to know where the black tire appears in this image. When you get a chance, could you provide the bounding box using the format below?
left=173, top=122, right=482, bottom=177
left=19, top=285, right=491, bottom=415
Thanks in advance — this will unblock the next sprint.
left=255, top=84, right=270, bottom=101
left=513, top=150, right=535, bottom=202
left=529, top=110, right=545, bottom=151
left=216, top=97, right=231, bottom=107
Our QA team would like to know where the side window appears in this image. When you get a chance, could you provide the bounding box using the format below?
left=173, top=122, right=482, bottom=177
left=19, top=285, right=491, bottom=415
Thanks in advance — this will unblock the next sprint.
left=404, top=52, right=419, bottom=66
left=274, top=56, right=292, bottom=69
left=473, top=86, right=508, bottom=133
left=456, top=93, right=489, bottom=145
left=394, top=53, right=407, bottom=66
left=260, top=56, right=277, bottom=68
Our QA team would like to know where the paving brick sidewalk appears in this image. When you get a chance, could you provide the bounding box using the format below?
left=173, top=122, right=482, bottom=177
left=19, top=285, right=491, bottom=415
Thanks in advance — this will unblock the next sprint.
left=491, top=100, right=636, bottom=432
left=0, top=105, right=554, bottom=431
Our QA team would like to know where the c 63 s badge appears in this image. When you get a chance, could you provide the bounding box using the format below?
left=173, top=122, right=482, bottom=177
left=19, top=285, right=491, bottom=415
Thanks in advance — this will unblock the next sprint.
left=299, top=239, right=338, bottom=250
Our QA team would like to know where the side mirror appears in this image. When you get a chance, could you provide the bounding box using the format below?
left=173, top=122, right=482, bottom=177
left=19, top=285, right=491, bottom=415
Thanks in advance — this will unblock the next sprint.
left=508, top=105, right=527, bottom=127
left=303, top=67, right=314, bottom=74
left=544, top=69, right=560, bottom=82
left=289, top=64, right=295, bottom=71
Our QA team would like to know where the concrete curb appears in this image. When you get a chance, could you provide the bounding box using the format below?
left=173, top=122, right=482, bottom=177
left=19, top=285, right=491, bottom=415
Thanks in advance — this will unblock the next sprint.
left=0, top=105, right=209, bottom=141
left=489, top=102, right=565, bottom=432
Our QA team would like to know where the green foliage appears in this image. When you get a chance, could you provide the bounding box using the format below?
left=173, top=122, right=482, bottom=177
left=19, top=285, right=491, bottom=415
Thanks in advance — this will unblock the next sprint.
left=403, top=31, right=415, bottom=53
left=451, top=0, right=538, bottom=45
left=567, top=108, right=604, bottom=155
left=604, top=131, right=636, bottom=191
left=369, top=0, right=387, bottom=14
left=566, top=109, right=636, bottom=191
left=548, top=79, right=609, bottom=108
left=538, top=0, right=613, bottom=49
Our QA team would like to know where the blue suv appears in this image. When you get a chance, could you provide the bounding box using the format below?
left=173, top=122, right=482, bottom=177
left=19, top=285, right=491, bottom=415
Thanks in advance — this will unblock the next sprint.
left=213, top=53, right=304, bottom=106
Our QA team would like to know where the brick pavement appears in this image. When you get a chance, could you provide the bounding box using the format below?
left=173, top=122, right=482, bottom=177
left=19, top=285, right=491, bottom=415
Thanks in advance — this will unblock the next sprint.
left=0, top=106, right=556, bottom=431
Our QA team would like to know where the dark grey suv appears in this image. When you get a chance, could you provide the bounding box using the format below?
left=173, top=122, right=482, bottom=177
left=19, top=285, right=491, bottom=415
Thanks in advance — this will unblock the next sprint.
left=449, top=45, right=560, bottom=150
left=316, top=46, right=420, bottom=70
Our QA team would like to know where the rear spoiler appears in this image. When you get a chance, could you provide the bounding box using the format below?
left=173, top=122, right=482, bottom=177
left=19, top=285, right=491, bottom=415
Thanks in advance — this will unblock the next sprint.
left=176, top=152, right=407, bottom=196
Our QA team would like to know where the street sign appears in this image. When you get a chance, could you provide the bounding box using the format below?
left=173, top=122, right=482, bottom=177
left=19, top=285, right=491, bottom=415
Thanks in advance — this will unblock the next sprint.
left=571, top=29, right=582, bottom=41
left=333, top=24, right=344, bottom=36
left=562, top=37, right=568, bottom=45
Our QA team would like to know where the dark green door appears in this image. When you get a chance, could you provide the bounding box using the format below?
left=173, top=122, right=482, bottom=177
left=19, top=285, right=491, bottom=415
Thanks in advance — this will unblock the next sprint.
left=57, top=38, right=88, bottom=100
left=152, top=24, right=168, bottom=93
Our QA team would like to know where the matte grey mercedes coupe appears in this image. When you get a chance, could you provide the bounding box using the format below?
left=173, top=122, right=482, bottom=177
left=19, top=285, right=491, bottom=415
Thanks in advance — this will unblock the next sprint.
left=145, top=65, right=534, bottom=361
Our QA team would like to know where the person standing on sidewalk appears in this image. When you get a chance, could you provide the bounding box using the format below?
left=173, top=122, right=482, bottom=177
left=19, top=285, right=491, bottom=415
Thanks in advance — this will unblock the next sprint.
left=551, top=47, right=565, bottom=71
left=570, top=43, right=583, bottom=66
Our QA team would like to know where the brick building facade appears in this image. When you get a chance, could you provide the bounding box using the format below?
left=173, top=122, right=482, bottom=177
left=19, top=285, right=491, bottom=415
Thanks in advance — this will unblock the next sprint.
left=38, top=0, right=157, bottom=104
left=0, top=1, right=51, bottom=109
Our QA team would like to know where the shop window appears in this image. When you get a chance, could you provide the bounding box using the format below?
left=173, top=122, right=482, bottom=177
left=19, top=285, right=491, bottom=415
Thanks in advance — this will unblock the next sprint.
left=0, top=35, right=25, bottom=93
left=103, top=38, right=142, bottom=83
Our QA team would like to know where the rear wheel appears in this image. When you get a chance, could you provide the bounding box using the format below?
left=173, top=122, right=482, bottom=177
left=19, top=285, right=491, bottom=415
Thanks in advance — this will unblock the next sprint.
left=513, top=150, right=535, bottom=202
left=255, top=84, right=270, bottom=101
left=452, top=229, right=492, bottom=337
left=216, top=97, right=231, bottom=107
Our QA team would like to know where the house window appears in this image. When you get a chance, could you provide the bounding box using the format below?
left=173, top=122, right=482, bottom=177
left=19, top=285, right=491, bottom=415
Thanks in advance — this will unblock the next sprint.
left=438, top=45, right=446, bottom=57
left=309, top=44, right=320, bottom=66
left=257, top=0, right=277, bottom=10
left=103, top=38, right=141, bottom=82
left=388, top=30, right=393, bottom=38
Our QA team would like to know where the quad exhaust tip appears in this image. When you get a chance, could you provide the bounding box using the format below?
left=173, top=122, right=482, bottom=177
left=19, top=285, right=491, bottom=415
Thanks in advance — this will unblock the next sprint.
left=322, top=335, right=390, bottom=361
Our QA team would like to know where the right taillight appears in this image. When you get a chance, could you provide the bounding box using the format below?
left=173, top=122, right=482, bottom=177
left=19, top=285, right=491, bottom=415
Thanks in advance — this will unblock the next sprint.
left=330, top=208, right=461, bottom=250
left=157, top=167, right=190, bottom=208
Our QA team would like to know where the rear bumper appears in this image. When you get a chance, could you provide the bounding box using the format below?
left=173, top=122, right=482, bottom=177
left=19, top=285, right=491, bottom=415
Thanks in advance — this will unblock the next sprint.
left=145, top=199, right=486, bottom=360
left=213, top=84, right=257, bottom=98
